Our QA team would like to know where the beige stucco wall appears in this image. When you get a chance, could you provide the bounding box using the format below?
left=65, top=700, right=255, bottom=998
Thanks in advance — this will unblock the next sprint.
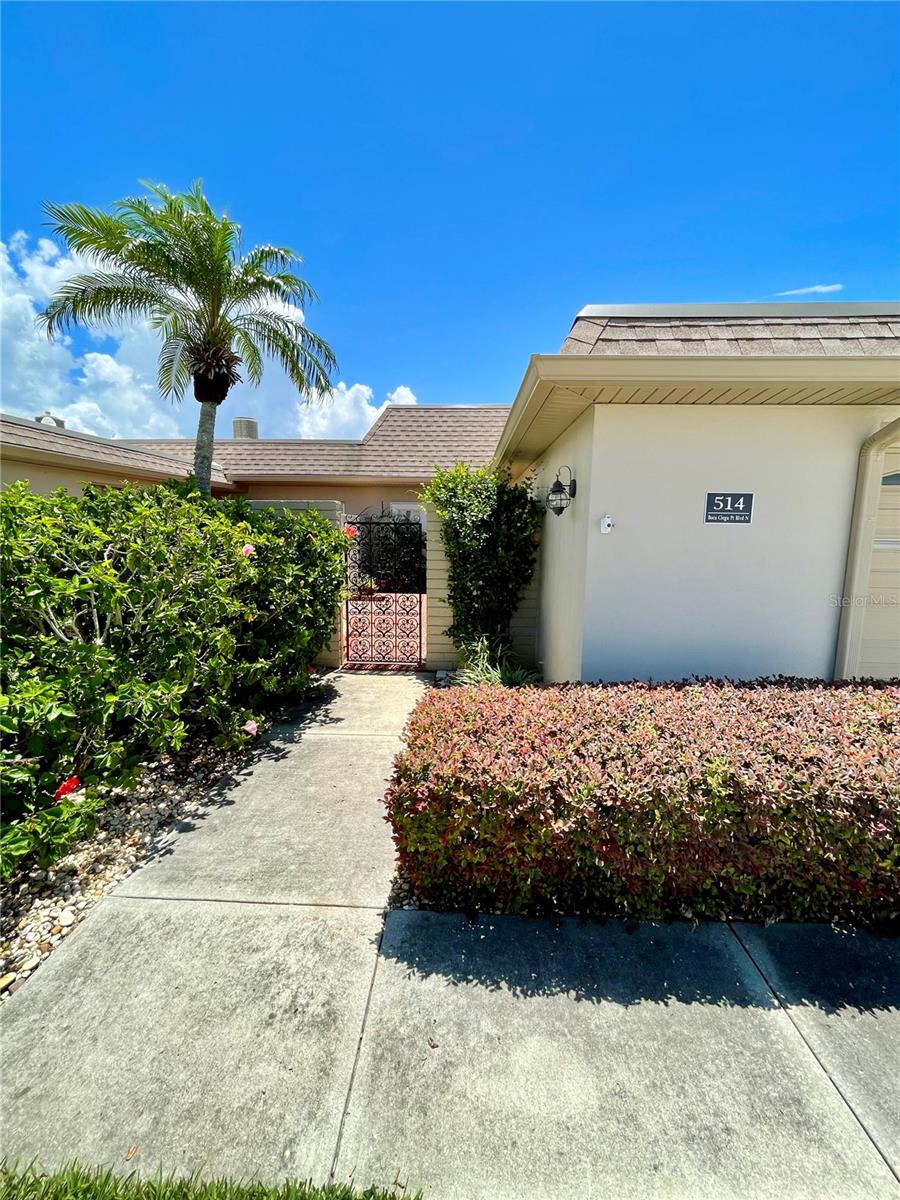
left=528, top=406, right=596, bottom=682
left=575, top=403, right=900, bottom=683
left=0, top=459, right=142, bottom=494
left=240, top=481, right=423, bottom=517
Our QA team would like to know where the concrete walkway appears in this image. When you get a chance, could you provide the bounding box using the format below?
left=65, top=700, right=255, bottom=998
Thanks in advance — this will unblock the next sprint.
left=2, top=672, right=899, bottom=1199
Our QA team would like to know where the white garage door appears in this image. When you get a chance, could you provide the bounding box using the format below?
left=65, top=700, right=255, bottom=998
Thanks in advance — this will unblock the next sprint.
left=858, top=449, right=900, bottom=679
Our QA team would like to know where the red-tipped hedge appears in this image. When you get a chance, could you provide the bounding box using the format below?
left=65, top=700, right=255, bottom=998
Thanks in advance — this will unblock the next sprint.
left=385, top=681, right=900, bottom=923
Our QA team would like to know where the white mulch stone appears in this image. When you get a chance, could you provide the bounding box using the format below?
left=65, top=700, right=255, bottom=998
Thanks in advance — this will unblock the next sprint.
left=0, top=742, right=249, bottom=1003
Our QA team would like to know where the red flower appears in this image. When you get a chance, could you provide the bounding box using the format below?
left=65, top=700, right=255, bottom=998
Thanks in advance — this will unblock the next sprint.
left=54, top=776, right=80, bottom=801
left=345, top=525, right=358, bottom=538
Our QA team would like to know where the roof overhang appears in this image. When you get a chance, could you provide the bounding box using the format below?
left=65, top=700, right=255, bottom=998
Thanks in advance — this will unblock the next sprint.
left=0, top=439, right=236, bottom=489
left=496, top=354, right=900, bottom=476
left=0, top=441, right=183, bottom=482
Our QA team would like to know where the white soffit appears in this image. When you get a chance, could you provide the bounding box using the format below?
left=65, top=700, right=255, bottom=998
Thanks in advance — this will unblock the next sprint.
left=496, top=355, right=900, bottom=471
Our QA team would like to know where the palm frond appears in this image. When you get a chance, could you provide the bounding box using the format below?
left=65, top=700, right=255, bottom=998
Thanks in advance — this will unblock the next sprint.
left=239, top=244, right=302, bottom=274
left=234, top=311, right=336, bottom=397
left=156, top=333, right=192, bottom=400
left=42, top=202, right=133, bottom=262
left=39, top=181, right=336, bottom=425
left=37, top=273, right=169, bottom=337
left=225, top=272, right=316, bottom=315
left=233, top=329, right=264, bottom=386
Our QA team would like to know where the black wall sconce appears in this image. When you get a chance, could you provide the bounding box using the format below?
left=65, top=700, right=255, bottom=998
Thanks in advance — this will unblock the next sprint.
left=546, top=466, right=576, bottom=516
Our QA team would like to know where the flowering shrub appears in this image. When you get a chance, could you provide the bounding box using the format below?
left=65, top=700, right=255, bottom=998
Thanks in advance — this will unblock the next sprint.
left=386, top=681, right=900, bottom=924
left=219, top=496, right=347, bottom=709
left=0, top=482, right=347, bottom=877
left=53, top=776, right=81, bottom=802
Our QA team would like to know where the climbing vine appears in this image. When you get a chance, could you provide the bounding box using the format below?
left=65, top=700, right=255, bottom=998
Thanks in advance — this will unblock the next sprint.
left=421, top=464, right=543, bottom=651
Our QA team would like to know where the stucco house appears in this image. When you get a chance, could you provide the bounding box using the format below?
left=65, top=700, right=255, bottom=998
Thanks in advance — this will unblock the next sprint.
left=497, top=302, right=900, bottom=683
left=2, top=301, right=898, bottom=681
left=0, top=405, right=508, bottom=516
left=0, top=412, right=234, bottom=494
left=0, top=404, right=509, bottom=672
left=122, top=406, right=509, bottom=521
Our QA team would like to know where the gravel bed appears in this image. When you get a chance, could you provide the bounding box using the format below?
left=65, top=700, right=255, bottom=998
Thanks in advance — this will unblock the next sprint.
left=0, top=740, right=253, bottom=1003
left=387, top=870, right=422, bottom=911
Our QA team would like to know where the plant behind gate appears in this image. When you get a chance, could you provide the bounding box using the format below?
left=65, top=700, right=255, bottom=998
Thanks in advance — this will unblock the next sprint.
left=421, top=464, right=542, bottom=651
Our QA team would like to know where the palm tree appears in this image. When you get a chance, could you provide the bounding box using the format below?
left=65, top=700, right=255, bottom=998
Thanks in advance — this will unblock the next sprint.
left=38, top=181, right=336, bottom=494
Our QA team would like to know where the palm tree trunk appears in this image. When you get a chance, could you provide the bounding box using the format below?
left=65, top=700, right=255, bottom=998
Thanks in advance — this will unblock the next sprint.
left=194, top=399, right=218, bottom=496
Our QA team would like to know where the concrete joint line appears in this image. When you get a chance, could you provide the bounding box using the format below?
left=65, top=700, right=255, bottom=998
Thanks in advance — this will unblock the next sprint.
left=270, top=732, right=403, bottom=741
left=329, top=920, right=385, bottom=1183
left=726, top=921, right=900, bottom=1186
left=107, top=892, right=386, bottom=914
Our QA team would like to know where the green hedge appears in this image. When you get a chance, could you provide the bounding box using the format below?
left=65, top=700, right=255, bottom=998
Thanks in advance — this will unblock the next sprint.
left=0, top=482, right=348, bottom=877
left=386, top=680, right=900, bottom=924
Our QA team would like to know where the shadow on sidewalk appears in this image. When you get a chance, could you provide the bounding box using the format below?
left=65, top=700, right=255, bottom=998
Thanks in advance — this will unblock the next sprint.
left=379, top=909, right=900, bottom=1015
left=116, top=679, right=347, bottom=870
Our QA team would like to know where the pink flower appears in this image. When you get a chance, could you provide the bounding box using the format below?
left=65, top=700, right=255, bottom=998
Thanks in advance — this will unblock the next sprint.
left=54, top=776, right=80, bottom=801
left=241, top=544, right=255, bottom=557
left=242, top=720, right=259, bottom=737
left=344, top=525, right=358, bottom=538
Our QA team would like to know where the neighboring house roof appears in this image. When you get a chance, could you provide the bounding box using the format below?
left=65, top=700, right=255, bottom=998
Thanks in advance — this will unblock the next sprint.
left=0, top=413, right=232, bottom=487
left=562, top=302, right=900, bottom=357
left=124, top=405, right=511, bottom=481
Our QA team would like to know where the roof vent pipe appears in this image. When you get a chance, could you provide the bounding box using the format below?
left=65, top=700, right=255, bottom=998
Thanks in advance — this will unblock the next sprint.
left=35, top=409, right=65, bottom=428
left=232, top=418, right=259, bottom=439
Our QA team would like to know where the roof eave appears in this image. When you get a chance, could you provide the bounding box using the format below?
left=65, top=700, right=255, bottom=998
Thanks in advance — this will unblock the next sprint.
left=494, top=353, right=900, bottom=469
left=0, top=442, right=187, bottom=481
left=0, top=440, right=233, bottom=488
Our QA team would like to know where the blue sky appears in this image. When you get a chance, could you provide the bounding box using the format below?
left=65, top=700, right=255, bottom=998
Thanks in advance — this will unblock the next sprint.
left=2, top=1, right=898, bottom=440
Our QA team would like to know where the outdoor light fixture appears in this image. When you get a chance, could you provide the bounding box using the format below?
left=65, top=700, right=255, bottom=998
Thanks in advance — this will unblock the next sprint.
left=546, top=466, right=576, bottom=516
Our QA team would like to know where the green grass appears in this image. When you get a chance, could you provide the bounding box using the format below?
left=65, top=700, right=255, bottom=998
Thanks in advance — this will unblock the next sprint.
left=0, top=1164, right=421, bottom=1200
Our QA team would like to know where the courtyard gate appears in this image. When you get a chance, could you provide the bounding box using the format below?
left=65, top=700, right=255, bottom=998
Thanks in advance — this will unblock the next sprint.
left=344, top=517, right=425, bottom=668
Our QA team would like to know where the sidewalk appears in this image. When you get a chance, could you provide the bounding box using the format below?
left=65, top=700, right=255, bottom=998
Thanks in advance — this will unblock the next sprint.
left=2, top=672, right=898, bottom=1199
left=1, top=671, right=427, bottom=1183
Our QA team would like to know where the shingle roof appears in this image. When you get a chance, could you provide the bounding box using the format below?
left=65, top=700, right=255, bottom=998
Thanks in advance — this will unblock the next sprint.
left=0, top=413, right=231, bottom=486
left=124, top=405, right=511, bottom=480
left=561, top=304, right=900, bottom=358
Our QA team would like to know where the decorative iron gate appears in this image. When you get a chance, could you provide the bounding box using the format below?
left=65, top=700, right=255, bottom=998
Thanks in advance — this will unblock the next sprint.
left=344, top=517, right=425, bottom=668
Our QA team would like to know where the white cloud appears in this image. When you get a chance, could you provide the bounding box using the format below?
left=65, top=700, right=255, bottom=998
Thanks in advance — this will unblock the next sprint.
left=386, top=385, right=417, bottom=406
left=1, top=233, right=182, bottom=437
left=295, top=382, right=418, bottom=440
left=7, top=230, right=90, bottom=301
left=774, top=283, right=844, bottom=296
left=1, top=227, right=408, bottom=443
